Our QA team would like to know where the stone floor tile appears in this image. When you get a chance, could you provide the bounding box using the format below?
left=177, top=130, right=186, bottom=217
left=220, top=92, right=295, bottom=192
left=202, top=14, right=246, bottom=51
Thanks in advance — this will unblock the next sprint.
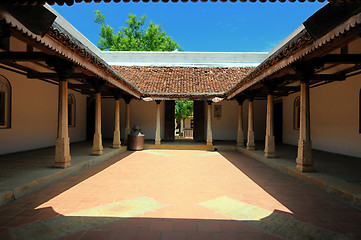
left=173, top=220, right=197, bottom=231
left=197, top=220, right=222, bottom=232
left=134, top=231, right=161, bottom=240
left=108, top=230, right=136, bottom=240
left=150, top=220, right=173, bottom=231
left=161, top=231, right=187, bottom=240
left=55, top=231, right=85, bottom=240
left=213, top=232, right=239, bottom=240
left=187, top=231, right=213, bottom=240
left=79, top=230, right=111, bottom=240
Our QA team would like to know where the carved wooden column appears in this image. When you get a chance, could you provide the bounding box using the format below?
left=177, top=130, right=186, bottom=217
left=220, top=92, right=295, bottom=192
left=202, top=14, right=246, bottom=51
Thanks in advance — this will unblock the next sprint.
left=206, top=100, right=213, bottom=146
left=264, top=92, right=276, bottom=158
left=155, top=100, right=161, bottom=145
left=246, top=97, right=255, bottom=150
left=296, top=80, right=313, bottom=172
left=124, top=97, right=131, bottom=144
left=237, top=98, right=245, bottom=146
left=113, top=97, right=121, bottom=148
left=92, top=92, right=103, bottom=155
left=54, top=79, right=71, bottom=168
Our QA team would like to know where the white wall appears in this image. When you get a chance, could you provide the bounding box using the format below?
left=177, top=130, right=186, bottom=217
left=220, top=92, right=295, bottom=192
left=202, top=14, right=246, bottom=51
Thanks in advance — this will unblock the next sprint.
left=242, top=99, right=267, bottom=141
left=283, top=75, right=361, bottom=158
left=102, top=99, right=165, bottom=140
left=102, top=99, right=267, bottom=142
left=212, top=101, right=238, bottom=140
left=0, top=69, right=87, bottom=155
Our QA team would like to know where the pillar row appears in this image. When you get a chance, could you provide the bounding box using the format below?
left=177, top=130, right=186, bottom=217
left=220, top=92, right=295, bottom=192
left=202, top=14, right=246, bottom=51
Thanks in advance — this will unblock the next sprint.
left=155, top=100, right=161, bottom=145
left=92, top=92, right=103, bottom=155
left=206, top=101, right=213, bottom=146
left=237, top=99, right=244, bottom=146
left=296, top=80, right=314, bottom=172
left=54, top=80, right=71, bottom=168
left=113, top=98, right=121, bottom=148
left=246, top=98, right=255, bottom=150
left=264, top=93, right=276, bottom=158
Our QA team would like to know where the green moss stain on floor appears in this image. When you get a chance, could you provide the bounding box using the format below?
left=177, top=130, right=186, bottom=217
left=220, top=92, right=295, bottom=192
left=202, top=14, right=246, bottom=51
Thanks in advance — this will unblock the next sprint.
left=200, top=196, right=350, bottom=240
left=142, top=150, right=174, bottom=157
left=69, top=196, right=165, bottom=218
left=12, top=197, right=165, bottom=240
left=199, top=195, right=272, bottom=221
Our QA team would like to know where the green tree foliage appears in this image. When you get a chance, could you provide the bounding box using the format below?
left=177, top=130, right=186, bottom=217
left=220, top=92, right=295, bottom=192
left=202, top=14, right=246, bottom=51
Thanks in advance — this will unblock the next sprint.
left=175, top=101, right=193, bottom=122
left=94, top=11, right=182, bottom=51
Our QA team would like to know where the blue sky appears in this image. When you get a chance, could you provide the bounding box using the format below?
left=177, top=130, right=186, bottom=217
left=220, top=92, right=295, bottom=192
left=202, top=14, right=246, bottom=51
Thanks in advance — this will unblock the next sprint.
left=53, top=2, right=326, bottom=52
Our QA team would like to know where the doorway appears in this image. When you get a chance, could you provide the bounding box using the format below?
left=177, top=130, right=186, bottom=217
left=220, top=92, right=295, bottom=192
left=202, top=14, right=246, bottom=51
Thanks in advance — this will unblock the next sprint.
left=175, top=100, right=194, bottom=140
left=274, top=101, right=283, bottom=143
left=86, top=96, right=95, bottom=141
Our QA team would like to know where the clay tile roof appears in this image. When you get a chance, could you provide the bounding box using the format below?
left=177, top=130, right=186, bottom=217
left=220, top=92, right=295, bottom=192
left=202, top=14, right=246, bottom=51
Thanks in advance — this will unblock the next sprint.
left=112, top=66, right=254, bottom=98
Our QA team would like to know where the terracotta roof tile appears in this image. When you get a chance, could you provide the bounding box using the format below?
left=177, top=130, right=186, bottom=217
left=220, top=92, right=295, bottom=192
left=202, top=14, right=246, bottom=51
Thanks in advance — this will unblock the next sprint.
left=112, top=66, right=253, bottom=98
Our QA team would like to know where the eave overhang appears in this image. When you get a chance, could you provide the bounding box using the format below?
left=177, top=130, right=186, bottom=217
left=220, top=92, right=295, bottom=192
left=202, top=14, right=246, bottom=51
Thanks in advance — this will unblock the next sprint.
left=226, top=8, right=361, bottom=100
left=0, top=6, right=142, bottom=99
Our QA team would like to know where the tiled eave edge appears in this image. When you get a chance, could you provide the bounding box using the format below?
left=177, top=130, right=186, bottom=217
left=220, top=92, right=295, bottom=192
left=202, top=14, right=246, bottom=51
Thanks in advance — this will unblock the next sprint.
left=227, top=12, right=361, bottom=99
left=0, top=9, right=142, bottom=99
left=142, top=92, right=225, bottom=101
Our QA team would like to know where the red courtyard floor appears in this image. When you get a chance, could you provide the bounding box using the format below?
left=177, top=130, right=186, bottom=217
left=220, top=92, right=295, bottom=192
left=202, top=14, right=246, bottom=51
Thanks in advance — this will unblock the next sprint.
left=0, top=150, right=361, bottom=240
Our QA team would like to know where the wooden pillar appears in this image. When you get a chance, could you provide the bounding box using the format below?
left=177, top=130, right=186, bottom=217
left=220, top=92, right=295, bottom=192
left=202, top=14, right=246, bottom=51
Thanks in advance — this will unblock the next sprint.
left=92, top=92, right=103, bottom=155
left=124, top=98, right=131, bottom=144
left=206, top=100, right=213, bottom=146
left=246, top=98, right=255, bottom=150
left=264, top=93, right=276, bottom=158
left=113, top=98, right=121, bottom=148
left=237, top=98, right=244, bottom=146
left=296, top=80, right=313, bottom=172
left=155, top=100, right=161, bottom=145
left=54, top=80, right=71, bottom=168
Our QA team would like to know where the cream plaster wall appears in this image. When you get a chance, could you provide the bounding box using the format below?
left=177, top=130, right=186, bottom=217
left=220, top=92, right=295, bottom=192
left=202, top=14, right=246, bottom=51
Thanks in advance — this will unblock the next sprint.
left=102, top=99, right=165, bottom=140
left=0, top=69, right=87, bottom=155
left=211, top=101, right=238, bottom=140
left=282, top=75, right=361, bottom=158
left=242, top=99, right=267, bottom=141
left=102, top=99, right=267, bottom=142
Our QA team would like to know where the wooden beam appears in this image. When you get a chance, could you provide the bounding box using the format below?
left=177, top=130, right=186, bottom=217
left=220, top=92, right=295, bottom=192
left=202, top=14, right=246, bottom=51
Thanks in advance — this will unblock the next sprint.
left=0, top=52, right=54, bottom=61
left=280, top=73, right=345, bottom=82
left=27, top=71, right=87, bottom=80
left=0, top=60, right=30, bottom=73
left=318, top=54, right=361, bottom=64
left=275, top=86, right=300, bottom=92
left=68, top=83, right=93, bottom=90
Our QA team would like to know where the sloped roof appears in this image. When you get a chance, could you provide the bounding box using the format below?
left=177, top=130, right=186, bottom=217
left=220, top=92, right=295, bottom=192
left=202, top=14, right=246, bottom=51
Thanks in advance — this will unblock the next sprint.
left=113, top=66, right=253, bottom=99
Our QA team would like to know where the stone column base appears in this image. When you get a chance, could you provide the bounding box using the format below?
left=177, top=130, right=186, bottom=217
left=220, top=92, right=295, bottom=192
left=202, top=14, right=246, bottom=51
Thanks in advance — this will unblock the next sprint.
left=206, top=141, right=213, bottom=146
left=296, top=140, right=313, bottom=172
left=296, top=163, right=314, bottom=172
left=113, top=131, right=121, bottom=148
left=246, top=131, right=255, bottom=150
left=155, top=139, right=161, bottom=145
left=54, top=137, right=71, bottom=168
left=264, top=135, right=276, bottom=158
left=237, top=130, right=244, bottom=146
left=92, top=133, right=103, bottom=155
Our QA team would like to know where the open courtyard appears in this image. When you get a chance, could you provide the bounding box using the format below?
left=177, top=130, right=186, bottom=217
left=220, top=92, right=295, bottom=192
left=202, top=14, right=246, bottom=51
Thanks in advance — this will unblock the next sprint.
left=1, top=149, right=361, bottom=240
